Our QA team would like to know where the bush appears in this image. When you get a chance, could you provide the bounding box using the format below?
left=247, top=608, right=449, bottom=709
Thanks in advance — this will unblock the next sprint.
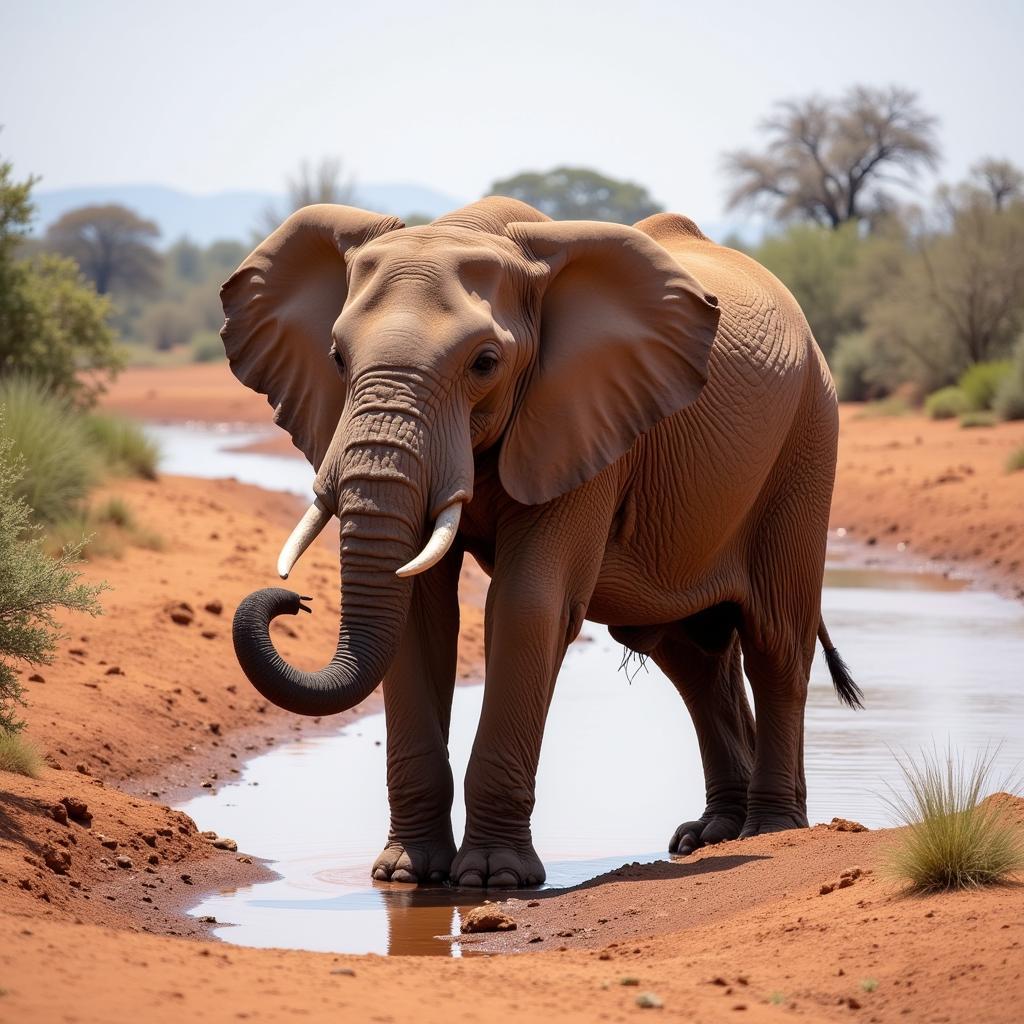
left=958, top=360, right=1013, bottom=411
left=995, top=338, right=1024, bottom=421
left=0, top=376, right=96, bottom=523
left=0, top=731, right=43, bottom=777
left=924, top=386, right=970, bottom=420
left=959, top=411, right=997, bottom=428
left=856, top=395, right=912, bottom=419
left=885, top=746, right=1024, bottom=892
left=832, top=332, right=875, bottom=401
left=82, top=413, right=159, bottom=479
left=191, top=330, right=226, bottom=363
left=0, top=432, right=104, bottom=733
left=1008, top=447, right=1024, bottom=473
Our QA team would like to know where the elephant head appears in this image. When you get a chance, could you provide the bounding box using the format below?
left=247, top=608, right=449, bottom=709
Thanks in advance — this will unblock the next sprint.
left=221, top=197, right=719, bottom=716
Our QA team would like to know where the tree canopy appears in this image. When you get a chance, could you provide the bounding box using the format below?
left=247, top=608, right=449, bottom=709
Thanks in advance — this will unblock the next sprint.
left=489, top=166, right=663, bottom=223
left=0, top=158, right=121, bottom=405
left=723, top=85, right=940, bottom=229
left=46, top=203, right=161, bottom=295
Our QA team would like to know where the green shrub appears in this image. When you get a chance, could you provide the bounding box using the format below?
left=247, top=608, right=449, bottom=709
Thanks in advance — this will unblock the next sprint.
left=0, top=432, right=104, bottom=733
left=885, top=747, right=1024, bottom=892
left=82, top=413, right=159, bottom=479
left=191, top=330, right=225, bottom=363
left=959, top=411, right=997, bottom=428
left=856, top=395, right=912, bottom=419
left=0, top=376, right=96, bottom=523
left=924, top=386, right=969, bottom=420
left=832, top=332, right=876, bottom=402
left=0, top=731, right=43, bottom=777
left=958, top=360, right=1013, bottom=411
left=995, top=338, right=1024, bottom=421
left=1007, top=447, right=1024, bottom=473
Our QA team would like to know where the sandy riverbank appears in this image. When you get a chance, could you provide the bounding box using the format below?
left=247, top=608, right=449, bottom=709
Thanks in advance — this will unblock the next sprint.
left=2, top=363, right=1023, bottom=1021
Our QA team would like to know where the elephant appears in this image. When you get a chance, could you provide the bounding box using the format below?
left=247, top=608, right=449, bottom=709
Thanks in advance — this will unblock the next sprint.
left=221, top=196, right=860, bottom=889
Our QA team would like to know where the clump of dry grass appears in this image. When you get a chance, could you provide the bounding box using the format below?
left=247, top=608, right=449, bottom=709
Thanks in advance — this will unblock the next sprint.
left=0, top=731, right=44, bottom=777
left=885, top=746, right=1024, bottom=892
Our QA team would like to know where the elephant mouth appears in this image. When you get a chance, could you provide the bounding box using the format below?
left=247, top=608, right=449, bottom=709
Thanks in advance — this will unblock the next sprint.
left=276, top=497, right=462, bottom=580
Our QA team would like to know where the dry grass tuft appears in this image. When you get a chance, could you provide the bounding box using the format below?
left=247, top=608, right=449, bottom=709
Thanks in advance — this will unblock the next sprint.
left=885, top=746, right=1024, bottom=893
left=0, top=731, right=44, bottom=777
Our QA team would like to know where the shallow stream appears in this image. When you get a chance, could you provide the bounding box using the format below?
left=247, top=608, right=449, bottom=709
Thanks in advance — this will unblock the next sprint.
left=151, top=423, right=1024, bottom=956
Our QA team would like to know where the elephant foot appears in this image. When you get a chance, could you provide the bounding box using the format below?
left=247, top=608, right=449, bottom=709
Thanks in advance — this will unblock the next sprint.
left=669, top=809, right=746, bottom=856
left=739, top=808, right=809, bottom=838
left=450, top=840, right=545, bottom=888
left=371, top=835, right=456, bottom=885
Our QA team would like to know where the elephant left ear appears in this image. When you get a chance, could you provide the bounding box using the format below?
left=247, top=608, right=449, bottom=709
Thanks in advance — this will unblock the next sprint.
left=499, top=220, right=720, bottom=505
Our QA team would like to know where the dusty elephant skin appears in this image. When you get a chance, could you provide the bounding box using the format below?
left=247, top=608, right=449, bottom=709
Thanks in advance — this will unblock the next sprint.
left=220, top=196, right=859, bottom=888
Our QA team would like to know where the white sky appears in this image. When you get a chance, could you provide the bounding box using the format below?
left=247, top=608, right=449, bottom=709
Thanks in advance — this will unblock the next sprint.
left=2, top=0, right=1023, bottom=221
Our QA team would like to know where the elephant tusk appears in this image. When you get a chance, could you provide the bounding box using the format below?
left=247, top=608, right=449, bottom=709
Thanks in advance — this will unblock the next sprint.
left=277, top=498, right=332, bottom=579
left=395, top=503, right=462, bottom=578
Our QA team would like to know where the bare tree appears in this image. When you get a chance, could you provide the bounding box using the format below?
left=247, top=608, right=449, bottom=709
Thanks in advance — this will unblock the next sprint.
left=723, top=86, right=940, bottom=229
left=261, top=157, right=356, bottom=234
left=970, top=158, right=1024, bottom=211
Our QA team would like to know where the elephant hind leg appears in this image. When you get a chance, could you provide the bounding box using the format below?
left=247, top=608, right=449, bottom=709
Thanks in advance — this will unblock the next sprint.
left=650, top=611, right=755, bottom=856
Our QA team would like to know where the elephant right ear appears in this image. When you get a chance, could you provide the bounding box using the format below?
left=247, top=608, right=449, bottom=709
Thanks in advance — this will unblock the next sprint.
left=220, top=204, right=403, bottom=469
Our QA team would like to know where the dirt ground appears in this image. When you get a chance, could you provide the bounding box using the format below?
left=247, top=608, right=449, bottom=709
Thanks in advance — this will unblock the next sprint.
left=2, top=363, right=1023, bottom=1022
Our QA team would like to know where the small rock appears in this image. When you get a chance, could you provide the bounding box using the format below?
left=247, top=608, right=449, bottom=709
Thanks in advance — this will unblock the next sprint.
left=820, top=883, right=835, bottom=895
left=204, top=599, right=223, bottom=615
left=330, top=967, right=356, bottom=977
left=141, top=833, right=157, bottom=847
left=75, top=762, right=91, bottom=775
left=43, top=845, right=71, bottom=875
left=828, top=818, right=868, bottom=833
left=526, top=899, right=540, bottom=907
left=60, top=797, right=92, bottom=824
left=51, top=803, right=69, bottom=826
left=212, top=837, right=238, bottom=852
left=840, top=867, right=863, bottom=880
left=621, top=977, right=640, bottom=987
left=460, top=905, right=517, bottom=933
left=116, top=855, right=134, bottom=870
left=28, top=673, right=45, bottom=683
left=208, top=722, right=222, bottom=736
left=168, top=602, right=194, bottom=626
left=201, top=631, right=217, bottom=640
left=98, top=835, right=118, bottom=850
left=236, top=855, right=252, bottom=864
left=180, top=873, right=194, bottom=884
left=105, top=666, right=124, bottom=676
left=147, top=853, right=160, bottom=866
left=199, top=915, right=217, bottom=924
left=847, top=996, right=862, bottom=1010
left=528, top=935, right=543, bottom=943
left=636, top=992, right=663, bottom=1009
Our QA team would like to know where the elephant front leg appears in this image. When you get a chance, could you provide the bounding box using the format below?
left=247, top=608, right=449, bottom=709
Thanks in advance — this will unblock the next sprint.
left=372, top=554, right=461, bottom=885
left=451, top=579, right=587, bottom=889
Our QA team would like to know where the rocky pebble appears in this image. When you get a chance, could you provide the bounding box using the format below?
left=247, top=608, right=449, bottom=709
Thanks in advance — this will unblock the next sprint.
left=460, top=904, right=517, bottom=933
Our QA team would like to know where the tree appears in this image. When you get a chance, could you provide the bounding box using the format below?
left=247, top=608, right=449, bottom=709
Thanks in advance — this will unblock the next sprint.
left=969, top=158, right=1024, bottom=212
left=0, top=434, right=103, bottom=734
left=0, top=158, right=121, bottom=406
left=261, top=157, right=355, bottom=234
left=46, top=204, right=161, bottom=295
left=723, top=86, right=940, bottom=229
left=489, top=166, right=663, bottom=223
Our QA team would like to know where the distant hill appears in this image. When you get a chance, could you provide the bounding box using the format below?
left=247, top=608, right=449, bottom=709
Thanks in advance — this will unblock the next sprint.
left=31, top=183, right=466, bottom=246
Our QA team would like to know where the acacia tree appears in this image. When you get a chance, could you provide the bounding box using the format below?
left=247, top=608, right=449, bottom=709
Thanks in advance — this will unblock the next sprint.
left=261, top=157, right=355, bottom=234
left=46, top=204, right=161, bottom=295
left=723, top=86, right=940, bottom=229
left=969, top=158, right=1024, bottom=212
left=490, top=166, right=663, bottom=223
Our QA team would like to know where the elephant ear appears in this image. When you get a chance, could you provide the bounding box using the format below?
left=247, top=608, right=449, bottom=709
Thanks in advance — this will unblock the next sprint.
left=220, top=204, right=403, bottom=469
left=499, top=220, right=720, bottom=505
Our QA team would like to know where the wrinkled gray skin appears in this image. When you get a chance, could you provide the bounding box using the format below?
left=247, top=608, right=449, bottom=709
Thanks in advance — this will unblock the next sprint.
left=221, top=197, right=857, bottom=889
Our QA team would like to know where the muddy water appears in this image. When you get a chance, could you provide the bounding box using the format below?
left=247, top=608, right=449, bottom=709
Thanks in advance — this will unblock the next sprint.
left=161, top=424, right=1024, bottom=957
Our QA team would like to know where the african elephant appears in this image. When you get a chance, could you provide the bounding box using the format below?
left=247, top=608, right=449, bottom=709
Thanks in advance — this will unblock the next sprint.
left=221, top=197, right=859, bottom=889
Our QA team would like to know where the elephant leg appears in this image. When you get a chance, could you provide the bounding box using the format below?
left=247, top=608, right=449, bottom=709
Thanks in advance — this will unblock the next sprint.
left=372, top=550, right=462, bottom=885
left=737, top=603, right=817, bottom=837
left=649, top=611, right=755, bottom=856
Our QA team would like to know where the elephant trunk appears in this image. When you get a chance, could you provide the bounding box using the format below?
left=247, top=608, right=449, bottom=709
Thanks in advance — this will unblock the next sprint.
left=231, top=497, right=421, bottom=716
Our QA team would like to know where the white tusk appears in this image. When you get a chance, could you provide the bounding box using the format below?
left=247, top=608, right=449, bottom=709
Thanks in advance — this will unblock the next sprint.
left=395, top=503, right=462, bottom=578
left=277, top=498, right=332, bottom=579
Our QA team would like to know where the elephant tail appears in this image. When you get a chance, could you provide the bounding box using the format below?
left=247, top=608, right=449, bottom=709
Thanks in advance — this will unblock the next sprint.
left=818, top=619, right=863, bottom=709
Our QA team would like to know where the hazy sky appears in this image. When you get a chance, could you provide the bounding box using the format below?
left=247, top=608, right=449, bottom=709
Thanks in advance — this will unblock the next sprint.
left=3, top=0, right=1023, bottom=221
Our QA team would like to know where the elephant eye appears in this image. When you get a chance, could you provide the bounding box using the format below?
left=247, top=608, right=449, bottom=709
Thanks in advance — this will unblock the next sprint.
left=329, top=345, right=346, bottom=375
left=471, top=352, right=499, bottom=377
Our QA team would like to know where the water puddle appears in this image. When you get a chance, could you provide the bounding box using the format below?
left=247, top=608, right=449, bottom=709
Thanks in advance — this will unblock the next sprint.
left=160, top=422, right=1024, bottom=956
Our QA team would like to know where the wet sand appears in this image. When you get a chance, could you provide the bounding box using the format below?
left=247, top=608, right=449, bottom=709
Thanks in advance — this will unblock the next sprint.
left=2, top=364, right=1023, bottom=1021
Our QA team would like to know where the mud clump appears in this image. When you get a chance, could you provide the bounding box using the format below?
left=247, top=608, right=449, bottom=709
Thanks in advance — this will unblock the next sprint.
left=204, top=599, right=223, bottom=615
left=167, top=602, right=194, bottom=626
left=825, top=818, right=868, bottom=833
left=43, top=845, right=71, bottom=875
left=60, top=796, right=92, bottom=825
left=820, top=866, right=871, bottom=895
left=460, top=904, right=517, bottom=933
